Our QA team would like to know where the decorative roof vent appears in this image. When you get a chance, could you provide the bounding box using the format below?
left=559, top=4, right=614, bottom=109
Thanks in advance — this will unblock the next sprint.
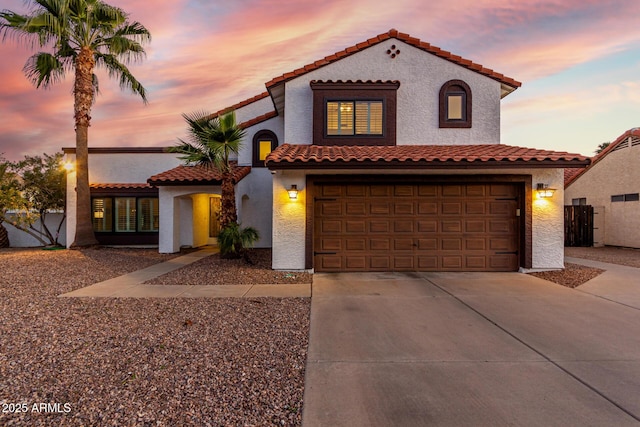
left=386, top=44, right=400, bottom=59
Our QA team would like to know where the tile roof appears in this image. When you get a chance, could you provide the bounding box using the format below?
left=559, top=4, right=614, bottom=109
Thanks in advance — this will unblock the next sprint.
left=564, top=168, right=583, bottom=186
left=90, top=183, right=153, bottom=189
left=265, top=29, right=521, bottom=91
left=210, top=92, right=270, bottom=118
left=266, top=144, right=590, bottom=170
left=565, top=127, right=640, bottom=187
left=147, top=163, right=252, bottom=186
left=239, top=111, right=278, bottom=129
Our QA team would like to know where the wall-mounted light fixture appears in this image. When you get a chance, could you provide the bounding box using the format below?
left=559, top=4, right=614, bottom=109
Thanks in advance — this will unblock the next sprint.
left=287, top=185, right=298, bottom=200
left=536, top=183, right=556, bottom=198
left=62, top=161, right=74, bottom=172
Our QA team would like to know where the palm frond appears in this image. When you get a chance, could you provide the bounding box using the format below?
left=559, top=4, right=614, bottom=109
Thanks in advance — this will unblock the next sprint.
left=94, top=52, right=147, bottom=103
left=23, top=52, right=65, bottom=88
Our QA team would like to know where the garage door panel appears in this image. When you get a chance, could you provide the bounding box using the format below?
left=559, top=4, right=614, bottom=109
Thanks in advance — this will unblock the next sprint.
left=442, top=202, right=462, bottom=215
left=370, top=257, right=390, bottom=269
left=370, top=202, right=391, bottom=215
left=346, top=202, right=367, bottom=215
left=370, top=221, right=390, bottom=233
left=442, top=185, right=463, bottom=196
left=394, top=185, right=415, bottom=196
left=465, top=256, right=486, bottom=269
left=394, top=202, right=414, bottom=215
left=394, top=239, right=414, bottom=250
left=370, top=186, right=392, bottom=197
left=442, top=256, right=463, bottom=269
left=442, top=220, right=462, bottom=233
left=394, top=220, right=413, bottom=233
left=370, top=239, right=390, bottom=251
left=393, top=257, right=414, bottom=269
left=465, top=201, right=486, bottom=215
left=320, top=220, right=342, bottom=233
left=346, top=239, right=366, bottom=251
left=465, top=220, right=486, bottom=233
left=418, top=202, right=438, bottom=214
left=441, top=239, right=462, bottom=251
left=417, top=220, right=437, bottom=232
left=466, top=185, right=486, bottom=197
left=417, top=238, right=437, bottom=250
left=321, top=238, right=342, bottom=251
left=345, top=220, right=366, bottom=233
left=314, top=183, right=520, bottom=272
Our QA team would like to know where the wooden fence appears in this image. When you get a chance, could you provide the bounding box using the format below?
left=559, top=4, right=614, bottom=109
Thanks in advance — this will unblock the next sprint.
left=564, top=205, right=593, bottom=247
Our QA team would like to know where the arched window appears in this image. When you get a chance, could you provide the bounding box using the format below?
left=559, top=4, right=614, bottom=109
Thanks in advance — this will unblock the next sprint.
left=252, top=130, right=278, bottom=167
left=439, top=80, right=472, bottom=128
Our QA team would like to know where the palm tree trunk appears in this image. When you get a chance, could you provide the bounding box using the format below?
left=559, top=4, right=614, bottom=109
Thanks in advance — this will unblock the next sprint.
left=0, top=220, right=9, bottom=248
left=70, top=47, right=98, bottom=248
left=219, top=174, right=237, bottom=229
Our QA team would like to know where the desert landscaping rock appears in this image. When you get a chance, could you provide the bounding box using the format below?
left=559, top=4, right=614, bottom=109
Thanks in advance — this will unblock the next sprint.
left=0, top=248, right=310, bottom=426
left=145, top=249, right=312, bottom=286
left=528, top=262, right=605, bottom=288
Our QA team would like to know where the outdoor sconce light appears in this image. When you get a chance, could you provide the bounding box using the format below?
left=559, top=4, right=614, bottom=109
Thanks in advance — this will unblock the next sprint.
left=287, top=185, right=298, bottom=200
left=536, top=183, right=556, bottom=198
left=62, top=161, right=74, bottom=172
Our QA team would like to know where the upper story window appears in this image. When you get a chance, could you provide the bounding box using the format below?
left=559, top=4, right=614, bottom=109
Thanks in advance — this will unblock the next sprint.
left=311, top=80, right=399, bottom=146
left=439, top=80, right=472, bottom=128
left=326, top=101, right=383, bottom=135
left=252, top=129, right=278, bottom=167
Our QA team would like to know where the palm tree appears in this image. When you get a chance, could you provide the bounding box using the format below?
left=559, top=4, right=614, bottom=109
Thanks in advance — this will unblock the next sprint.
left=169, top=110, right=246, bottom=229
left=0, top=0, right=150, bottom=247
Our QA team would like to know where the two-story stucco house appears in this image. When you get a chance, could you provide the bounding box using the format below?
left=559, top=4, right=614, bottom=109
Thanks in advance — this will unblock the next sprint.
left=64, top=29, right=590, bottom=272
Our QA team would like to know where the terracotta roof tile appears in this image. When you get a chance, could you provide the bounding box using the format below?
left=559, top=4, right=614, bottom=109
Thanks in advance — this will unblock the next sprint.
left=147, top=163, right=251, bottom=186
left=239, top=111, right=278, bottom=129
left=565, top=127, right=640, bottom=187
left=564, top=168, right=583, bottom=186
left=210, top=92, right=270, bottom=118
left=266, top=144, right=590, bottom=170
left=265, top=29, right=521, bottom=91
left=90, top=183, right=153, bottom=189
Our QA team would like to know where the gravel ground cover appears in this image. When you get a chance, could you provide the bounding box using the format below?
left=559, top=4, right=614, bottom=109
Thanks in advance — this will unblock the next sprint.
left=0, top=248, right=310, bottom=426
left=528, top=246, right=640, bottom=288
left=565, top=246, right=640, bottom=268
left=146, top=249, right=312, bottom=286
left=527, top=262, right=605, bottom=288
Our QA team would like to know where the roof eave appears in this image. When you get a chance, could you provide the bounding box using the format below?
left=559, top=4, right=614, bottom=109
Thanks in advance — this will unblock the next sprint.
left=267, top=159, right=591, bottom=170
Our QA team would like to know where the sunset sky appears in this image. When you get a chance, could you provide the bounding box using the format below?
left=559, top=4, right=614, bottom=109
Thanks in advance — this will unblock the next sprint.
left=1, top=0, right=639, bottom=161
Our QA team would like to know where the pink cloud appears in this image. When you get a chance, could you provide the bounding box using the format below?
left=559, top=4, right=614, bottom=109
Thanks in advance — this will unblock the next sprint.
left=1, top=0, right=640, bottom=160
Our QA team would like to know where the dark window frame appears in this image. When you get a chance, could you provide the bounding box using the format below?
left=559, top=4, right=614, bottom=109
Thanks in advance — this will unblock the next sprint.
left=439, top=79, right=472, bottom=128
left=252, top=129, right=279, bottom=167
left=572, top=198, right=587, bottom=206
left=91, top=195, right=160, bottom=234
left=311, top=80, right=399, bottom=146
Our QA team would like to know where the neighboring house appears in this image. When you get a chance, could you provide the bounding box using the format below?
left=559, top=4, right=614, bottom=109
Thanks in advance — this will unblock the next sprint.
left=565, top=128, right=640, bottom=248
left=64, top=29, right=590, bottom=272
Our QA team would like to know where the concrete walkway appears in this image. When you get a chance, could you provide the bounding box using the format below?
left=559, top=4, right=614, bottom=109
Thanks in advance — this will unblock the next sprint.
left=59, top=247, right=310, bottom=298
left=303, top=267, right=640, bottom=426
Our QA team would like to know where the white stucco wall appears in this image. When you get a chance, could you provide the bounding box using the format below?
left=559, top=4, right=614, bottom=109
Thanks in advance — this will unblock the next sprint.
left=5, top=213, right=67, bottom=247
left=565, top=139, right=640, bottom=248
left=271, top=168, right=565, bottom=271
left=65, top=151, right=183, bottom=248
left=283, top=37, right=503, bottom=147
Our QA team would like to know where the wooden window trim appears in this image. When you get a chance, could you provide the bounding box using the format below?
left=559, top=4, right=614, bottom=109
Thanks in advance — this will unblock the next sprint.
left=439, top=80, right=472, bottom=128
left=252, top=129, right=278, bottom=167
left=311, top=81, right=399, bottom=146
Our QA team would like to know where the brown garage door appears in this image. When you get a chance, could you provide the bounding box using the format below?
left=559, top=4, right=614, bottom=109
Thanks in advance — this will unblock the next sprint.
left=314, top=183, right=520, bottom=272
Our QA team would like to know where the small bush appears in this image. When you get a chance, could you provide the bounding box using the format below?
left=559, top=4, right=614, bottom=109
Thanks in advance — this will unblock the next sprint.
left=217, top=222, right=259, bottom=259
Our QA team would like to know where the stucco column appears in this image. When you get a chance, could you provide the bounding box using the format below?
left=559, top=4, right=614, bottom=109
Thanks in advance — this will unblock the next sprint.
left=272, top=171, right=307, bottom=270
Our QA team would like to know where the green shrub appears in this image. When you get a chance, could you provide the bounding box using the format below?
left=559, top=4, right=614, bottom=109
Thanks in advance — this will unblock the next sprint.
left=217, top=222, right=259, bottom=259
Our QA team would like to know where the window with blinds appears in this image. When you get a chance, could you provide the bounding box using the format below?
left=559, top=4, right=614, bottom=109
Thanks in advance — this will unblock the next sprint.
left=115, top=197, right=136, bottom=232
left=138, top=198, right=159, bottom=232
left=92, top=198, right=112, bottom=232
left=327, top=101, right=383, bottom=136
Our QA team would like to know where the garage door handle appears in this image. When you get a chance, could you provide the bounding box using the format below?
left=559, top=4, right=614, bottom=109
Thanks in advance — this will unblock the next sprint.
left=495, top=251, right=518, bottom=255
left=314, top=251, right=337, bottom=255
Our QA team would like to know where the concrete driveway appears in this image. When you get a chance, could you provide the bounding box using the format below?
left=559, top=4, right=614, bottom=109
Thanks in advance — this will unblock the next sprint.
left=303, top=268, right=640, bottom=426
